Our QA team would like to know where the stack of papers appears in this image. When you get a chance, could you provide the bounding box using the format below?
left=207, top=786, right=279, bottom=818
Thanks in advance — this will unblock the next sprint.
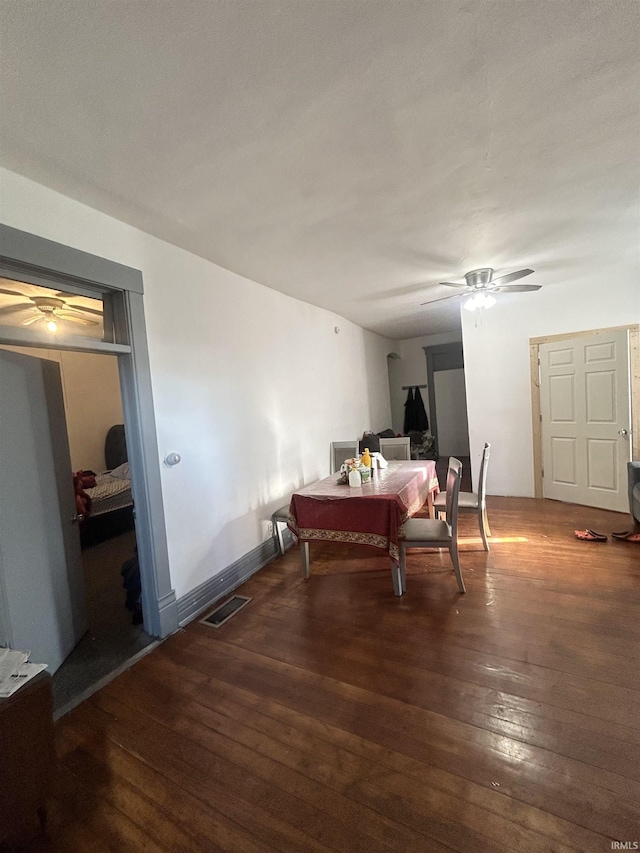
left=0, top=648, right=47, bottom=698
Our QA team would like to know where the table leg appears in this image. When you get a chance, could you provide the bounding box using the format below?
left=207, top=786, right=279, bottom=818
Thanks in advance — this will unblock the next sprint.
left=426, top=490, right=435, bottom=519
left=391, top=562, right=403, bottom=596
left=300, top=541, right=310, bottom=579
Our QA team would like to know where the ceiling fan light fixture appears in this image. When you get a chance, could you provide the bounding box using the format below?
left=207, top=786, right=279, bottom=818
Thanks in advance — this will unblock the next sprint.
left=46, top=317, right=58, bottom=332
left=481, top=293, right=496, bottom=309
left=463, top=296, right=477, bottom=312
left=463, top=292, right=496, bottom=312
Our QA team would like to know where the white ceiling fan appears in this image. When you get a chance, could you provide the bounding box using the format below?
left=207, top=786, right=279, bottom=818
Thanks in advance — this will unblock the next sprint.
left=0, top=286, right=102, bottom=332
left=420, top=267, right=540, bottom=312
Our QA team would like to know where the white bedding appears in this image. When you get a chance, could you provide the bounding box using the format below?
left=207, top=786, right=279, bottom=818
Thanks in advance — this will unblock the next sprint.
left=85, top=471, right=132, bottom=517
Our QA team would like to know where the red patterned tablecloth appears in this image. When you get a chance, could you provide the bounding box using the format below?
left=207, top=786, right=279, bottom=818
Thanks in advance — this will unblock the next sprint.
left=288, top=460, right=439, bottom=564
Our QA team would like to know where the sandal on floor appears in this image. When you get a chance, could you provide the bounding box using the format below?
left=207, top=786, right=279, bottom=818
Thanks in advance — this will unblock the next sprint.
left=574, top=529, right=608, bottom=542
left=612, top=530, right=640, bottom=543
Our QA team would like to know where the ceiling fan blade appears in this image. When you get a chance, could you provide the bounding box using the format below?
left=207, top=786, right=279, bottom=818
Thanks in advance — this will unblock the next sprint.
left=492, top=284, right=542, bottom=293
left=22, top=316, right=42, bottom=326
left=67, top=304, right=103, bottom=316
left=420, top=293, right=464, bottom=306
left=490, top=268, right=534, bottom=287
left=0, top=287, right=28, bottom=297
left=57, top=313, right=98, bottom=325
left=438, top=281, right=469, bottom=289
left=0, top=302, right=34, bottom=315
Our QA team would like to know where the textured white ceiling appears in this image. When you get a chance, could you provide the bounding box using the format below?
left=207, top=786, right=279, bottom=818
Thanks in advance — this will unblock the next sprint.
left=1, top=1, right=638, bottom=339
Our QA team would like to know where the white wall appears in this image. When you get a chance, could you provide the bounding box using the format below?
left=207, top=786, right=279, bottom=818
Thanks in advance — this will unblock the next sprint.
left=59, top=351, right=124, bottom=472
left=0, top=346, right=123, bottom=472
left=387, top=331, right=463, bottom=434
left=462, top=279, right=640, bottom=497
left=0, top=168, right=392, bottom=599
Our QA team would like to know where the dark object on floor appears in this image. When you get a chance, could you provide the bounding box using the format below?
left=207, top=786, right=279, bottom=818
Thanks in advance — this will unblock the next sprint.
left=121, top=547, right=143, bottom=624
left=612, top=530, right=640, bottom=542
left=0, top=671, right=54, bottom=846
left=574, top=529, right=608, bottom=542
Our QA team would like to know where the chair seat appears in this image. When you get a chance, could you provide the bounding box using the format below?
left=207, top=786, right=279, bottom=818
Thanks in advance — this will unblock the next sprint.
left=403, top=517, right=451, bottom=543
left=433, top=490, right=479, bottom=509
left=272, top=504, right=290, bottom=521
left=272, top=503, right=293, bottom=557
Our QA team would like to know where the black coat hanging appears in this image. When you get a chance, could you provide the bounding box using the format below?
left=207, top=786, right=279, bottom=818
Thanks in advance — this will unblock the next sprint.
left=413, top=387, right=429, bottom=432
left=403, top=387, right=416, bottom=434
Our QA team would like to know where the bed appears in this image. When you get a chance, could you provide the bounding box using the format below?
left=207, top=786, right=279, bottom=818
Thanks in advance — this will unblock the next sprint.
left=85, top=466, right=132, bottom=517
left=80, top=425, right=135, bottom=547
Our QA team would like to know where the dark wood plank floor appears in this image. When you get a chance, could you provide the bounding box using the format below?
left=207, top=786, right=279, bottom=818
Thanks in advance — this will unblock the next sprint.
left=20, top=497, right=640, bottom=852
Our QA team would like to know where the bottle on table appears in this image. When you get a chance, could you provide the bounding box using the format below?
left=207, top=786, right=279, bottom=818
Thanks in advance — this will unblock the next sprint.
left=360, top=448, right=372, bottom=469
left=348, top=467, right=362, bottom=487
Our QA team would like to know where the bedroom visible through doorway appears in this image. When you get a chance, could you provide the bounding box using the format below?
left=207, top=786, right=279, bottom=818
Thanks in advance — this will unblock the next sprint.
left=0, top=340, right=153, bottom=712
left=1, top=228, right=178, bottom=706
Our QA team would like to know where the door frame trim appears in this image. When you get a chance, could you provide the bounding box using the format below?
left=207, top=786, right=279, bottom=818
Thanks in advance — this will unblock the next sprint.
left=0, top=224, right=178, bottom=638
left=529, top=324, right=639, bottom=500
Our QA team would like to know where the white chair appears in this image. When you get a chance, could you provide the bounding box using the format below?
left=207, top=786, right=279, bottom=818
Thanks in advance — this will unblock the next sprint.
left=271, top=503, right=292, bottom=556
left=434, top=442, right=491, bottom=551
left=330, top=441, right=359, bottom=474
left=397, top=457, right=465, bottom=595
left=379, top=436, right=410, bottom=461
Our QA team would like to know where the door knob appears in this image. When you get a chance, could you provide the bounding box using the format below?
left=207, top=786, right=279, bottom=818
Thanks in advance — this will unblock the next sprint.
left=71, top=513, right=84, bottom=524
left=618, top=429, right=628, bottom=436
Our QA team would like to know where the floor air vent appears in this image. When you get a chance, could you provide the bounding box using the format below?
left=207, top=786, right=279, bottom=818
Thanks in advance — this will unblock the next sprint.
left=200, top=595, right=251, bottom=628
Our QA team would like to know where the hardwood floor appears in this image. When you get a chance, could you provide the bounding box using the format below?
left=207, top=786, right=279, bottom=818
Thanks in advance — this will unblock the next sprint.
left=20, top=497, right=640, bottom=852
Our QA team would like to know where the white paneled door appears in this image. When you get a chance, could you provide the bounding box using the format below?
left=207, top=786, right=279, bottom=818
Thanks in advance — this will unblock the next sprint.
left=0, top=349, right=87, bottom=672
left=540, top=330, right=632, bottom=512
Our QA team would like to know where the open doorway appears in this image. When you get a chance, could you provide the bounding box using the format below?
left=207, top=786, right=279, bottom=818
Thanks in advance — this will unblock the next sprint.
left=0, top=339, right=153, bottom=710
left=0, top=233, right=177, bottom=713
left=423, top=342, right=471, bottom=480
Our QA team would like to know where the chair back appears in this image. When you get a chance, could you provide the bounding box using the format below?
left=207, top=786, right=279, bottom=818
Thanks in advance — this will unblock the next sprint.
left=445, top=457, right=463, bottom=539
left=330, top=441, right=359, bottom=474
left=478, top=442, right=491, bottom=505
left=379, top=436, right=411, bottom=460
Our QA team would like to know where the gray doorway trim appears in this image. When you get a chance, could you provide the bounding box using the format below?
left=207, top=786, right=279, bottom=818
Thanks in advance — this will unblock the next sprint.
left=423, top=342, right=465, bottom=454
left=0, top=224, right=178, bottom=638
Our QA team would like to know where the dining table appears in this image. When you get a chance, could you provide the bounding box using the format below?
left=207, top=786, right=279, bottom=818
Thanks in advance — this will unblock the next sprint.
left=287, top=459, right=439, bottom=596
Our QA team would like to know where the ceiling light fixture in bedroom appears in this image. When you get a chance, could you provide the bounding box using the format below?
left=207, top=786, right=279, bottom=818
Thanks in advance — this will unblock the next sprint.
left=0, top=288, right=102, bottom=331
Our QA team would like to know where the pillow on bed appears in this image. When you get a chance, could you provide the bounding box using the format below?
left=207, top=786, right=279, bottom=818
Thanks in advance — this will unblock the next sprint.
left=109, top=462, right=130, bottom=479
